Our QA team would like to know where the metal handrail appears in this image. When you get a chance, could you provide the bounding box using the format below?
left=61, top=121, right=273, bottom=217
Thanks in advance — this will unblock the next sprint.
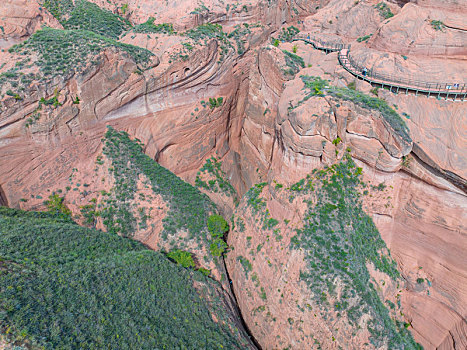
left=293, top=33, right=466, bottom=95
left=341, top=50, right=466, bottom=93
left=293, top=34, right=349, bottom=52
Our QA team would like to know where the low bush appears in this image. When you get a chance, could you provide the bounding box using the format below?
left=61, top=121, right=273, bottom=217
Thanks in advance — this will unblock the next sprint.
left=375, top=2, right=394, bottom=19
left=167, top=249, right=195, bottom=268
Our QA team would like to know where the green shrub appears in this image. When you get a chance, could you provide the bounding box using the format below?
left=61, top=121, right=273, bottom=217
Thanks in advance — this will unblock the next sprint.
left=278, top=26, right=299, bottom=42
left=430, top=20, right=446, bottom=31
left=357, top=34, right=372, bottom=43
left=227, top=24, right=251, bottom=55
left=45, top=193, right=72, bottom=216
left=210, top=238, right=228, bottom=257
left=121, top=3, right=128, bottom=14
left=329, top=88, right=411, bottom=143
left=207, top=214, right=229, bottom=238
left=101, top=127, right=216, bottom=253
left=332, top=137, right=342, bottom=145
left=5, top=90, right=21, bottom=100
left=167, top=249, right=195, bottom=268
left=300, top=75, right=327, bottom=97
left=208, top=97, right=223, bottom=109
left=282, top=50, right=305, bottom=76
left=41, top=0, right=74, bottom=21
left=237, top=256, right=252, bottom=277
left=185, top=23, right=226, bottom=43
left=375, top=2, right=394, bottom=19
left=195, top=157, right=237, bottom=198
left=290, top=154, right=420, bottom=348
left=198, top=267, right=211, bottom=276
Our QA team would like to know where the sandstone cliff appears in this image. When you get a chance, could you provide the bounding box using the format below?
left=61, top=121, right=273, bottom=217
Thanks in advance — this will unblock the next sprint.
left=0, top=0, right=466, bottom=349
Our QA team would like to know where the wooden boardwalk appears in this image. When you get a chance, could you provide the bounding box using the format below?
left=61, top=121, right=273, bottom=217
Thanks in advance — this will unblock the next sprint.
left=292, top=35, right=467, bottom=101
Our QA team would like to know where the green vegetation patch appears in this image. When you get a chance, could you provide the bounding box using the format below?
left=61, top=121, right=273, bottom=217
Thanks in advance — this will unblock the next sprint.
left=167, top=249, right=195, bottom=268
left=290, top=153, right=420, bottom=348
left=357, top=34, right=372, bottom=43
left=134, top=18, right=175, bottom=34
left=430, top=20, right=446, bottom=31
left=9, top=27, right=153, bottom=82
left=43, top=0, right=130, bottom=39
left=41, top=0, right=75, bottom=21
left=0, top=207, right=250, bottom=349
left=375, top=2, right=394, bottom=19
left=207, top=214, right=229, bottom=257
left=300, top=75, right=411, bottom=143
left=278, top=26, right=300, bottom=42
left=185, top=23, right=228, bottom=43
left=237, top=256, right=253, bottom=278
left=245, top=182, right=267, bottom=214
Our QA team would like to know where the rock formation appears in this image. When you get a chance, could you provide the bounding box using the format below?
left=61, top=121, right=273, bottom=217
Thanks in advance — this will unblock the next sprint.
left=0, top=0, right=465, bottom=349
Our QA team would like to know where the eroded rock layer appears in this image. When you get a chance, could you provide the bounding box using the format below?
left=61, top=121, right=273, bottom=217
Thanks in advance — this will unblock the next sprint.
left=0, top=0, right=466, bottom=349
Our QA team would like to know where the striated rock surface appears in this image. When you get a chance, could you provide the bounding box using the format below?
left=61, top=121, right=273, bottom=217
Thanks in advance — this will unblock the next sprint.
left=0, top=0, right=60, bottom=48
left=0, top=0, right=466, bottom=349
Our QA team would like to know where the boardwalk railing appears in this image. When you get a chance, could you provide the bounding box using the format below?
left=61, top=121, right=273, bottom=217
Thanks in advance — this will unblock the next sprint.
left=292, top=34, right=466, bottom=101
left=292, top=34, right=349, bottom=54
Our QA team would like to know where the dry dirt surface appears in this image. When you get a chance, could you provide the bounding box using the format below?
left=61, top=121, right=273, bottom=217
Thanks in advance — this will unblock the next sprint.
left=0, top=0, right=466, bottom=349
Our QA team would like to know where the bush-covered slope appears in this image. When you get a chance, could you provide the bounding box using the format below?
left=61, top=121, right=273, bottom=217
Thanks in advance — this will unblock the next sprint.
left=43, top=0, right=131, bottom=39
left=291, top=153, right=419, bottom=348
left=5, top=27, right=152, bottom=83
left=228, top=152, right=421, bottom=348
left=0, top=207, right=251, bottom=349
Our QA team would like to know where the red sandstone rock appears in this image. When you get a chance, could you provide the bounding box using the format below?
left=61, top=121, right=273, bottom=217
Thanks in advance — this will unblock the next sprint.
left=0, top=0, right=466, bottom=349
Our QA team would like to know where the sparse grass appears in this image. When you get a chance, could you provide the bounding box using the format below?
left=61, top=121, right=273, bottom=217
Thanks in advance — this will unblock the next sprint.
left=237, top=256, right=253, bottom=278
left=195, top=157, right=237, bottom=199
left=278, top=26, right=300, bottom=42
left=228, top=24, right=251, bottom=55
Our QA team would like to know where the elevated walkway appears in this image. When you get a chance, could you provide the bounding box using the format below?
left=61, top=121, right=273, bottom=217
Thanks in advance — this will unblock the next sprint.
left=292, top=34, right=466, bottom=101
left=292, top=34, right=348, bottom=54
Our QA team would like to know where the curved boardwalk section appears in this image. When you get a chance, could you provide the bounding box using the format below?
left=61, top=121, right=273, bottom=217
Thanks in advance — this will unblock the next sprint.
left=293, top=34, right=466, bottom=101
left=292, top=34, right=348, bottom=53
